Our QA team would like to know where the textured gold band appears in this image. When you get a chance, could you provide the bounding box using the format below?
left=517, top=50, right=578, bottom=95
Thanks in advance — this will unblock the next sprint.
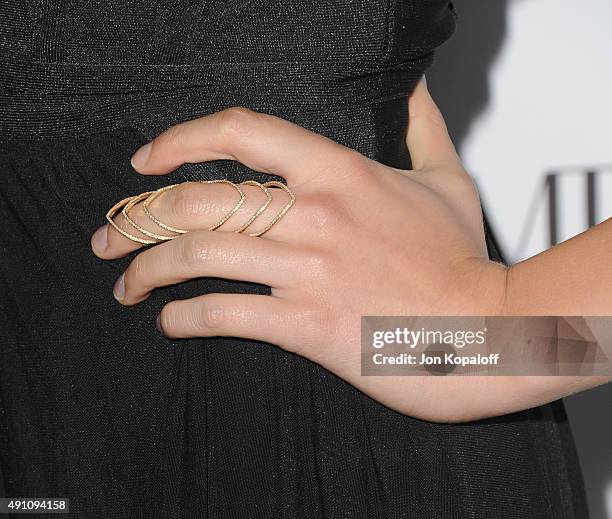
left=106, top=196, right=157, bottom=245
left=247, top=181, right=296, bottom=237
left=143, top=179, right=246, bottom=233
left=122, top=191, right=177, bottom=242
left=234, top=180, right=273, bottom=234
left=106, top=179, right=295, bottom=245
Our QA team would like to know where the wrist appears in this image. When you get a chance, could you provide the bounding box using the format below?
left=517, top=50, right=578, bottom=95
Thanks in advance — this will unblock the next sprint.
left=501, top=255, right=557, bottom=316
left=487, top=260, right=511, bottom=317
left=502, top=254, right=559, bottom=316
left=501, top=219, right=612, bottom=316
left=461, top=257, right=510, bottom=316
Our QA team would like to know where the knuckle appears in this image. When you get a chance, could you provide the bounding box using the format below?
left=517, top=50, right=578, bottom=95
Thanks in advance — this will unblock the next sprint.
left=197, top=299, right=226, bottom=330
left=299, top=306, right=337, bottom=348
left=303, top=193, right=350, bottom=233
left=161, top=124, right=187, bottom=148
left=339, top=148, right=367, bottom=172
left=172, top=182, right=208, bottom=219
left=301, top=307, right=325, bottom=330
left=180, top=232, right=210, bottom=267
left=218, top=107, right=257, bottom=140
left=318, top=146, right=381, bottom=190
left=302, top=250, right=337, bottom=281
left=325, top=148, right=372, bottom=182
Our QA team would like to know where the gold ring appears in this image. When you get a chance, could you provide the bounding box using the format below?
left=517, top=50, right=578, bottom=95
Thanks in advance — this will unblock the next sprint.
left=121, top=191, right=177, bottom=242
left=248, top=181, right=295, bottom=237
left=107, top=179, right=294, bottom=244
left=106, top=196, right=157, bottom=245
left=143, top=180, right=246, bottom=233
left=235, top=180, right=273, bottom=233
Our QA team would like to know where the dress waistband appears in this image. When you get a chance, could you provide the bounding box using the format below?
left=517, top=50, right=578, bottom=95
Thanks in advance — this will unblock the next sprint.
left=0, top=55, right=430, bottom=140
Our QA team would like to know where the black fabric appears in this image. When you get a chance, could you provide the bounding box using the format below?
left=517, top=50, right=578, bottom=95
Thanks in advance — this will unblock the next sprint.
left=0, top=0, right=455, bottom=139
left=0, top=1, right=588, bottom=518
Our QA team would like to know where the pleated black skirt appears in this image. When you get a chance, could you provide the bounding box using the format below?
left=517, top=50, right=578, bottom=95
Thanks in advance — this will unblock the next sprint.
left=0, top=0, right=589, bottom=517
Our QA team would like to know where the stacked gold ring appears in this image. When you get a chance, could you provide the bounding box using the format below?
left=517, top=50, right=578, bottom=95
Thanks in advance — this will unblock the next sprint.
left=106, top=179, right=295, bottom=245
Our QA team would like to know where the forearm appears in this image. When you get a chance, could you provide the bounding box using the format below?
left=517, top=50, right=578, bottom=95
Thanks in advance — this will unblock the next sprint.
left=446, top=219, right=612, bottom=423
left=504, top=217, right=612, bottom=315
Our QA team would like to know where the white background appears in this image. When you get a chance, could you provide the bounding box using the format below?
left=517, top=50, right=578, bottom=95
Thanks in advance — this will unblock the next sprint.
left=462, top=0, right=612, bottom=261
left=429, top=1, right=612, bottom=518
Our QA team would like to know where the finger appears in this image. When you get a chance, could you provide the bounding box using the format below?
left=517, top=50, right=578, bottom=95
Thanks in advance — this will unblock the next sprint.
left=130, top=107, right=361, bottom=186
left=158, top=293, right=304, bottom=347
left=92, top=180, right=296, bottom=260
left=406, top=78, right=460, bottom=171
left=92, top=192, right=169, bottom=258
left=114, top=230, right=299, bottom=305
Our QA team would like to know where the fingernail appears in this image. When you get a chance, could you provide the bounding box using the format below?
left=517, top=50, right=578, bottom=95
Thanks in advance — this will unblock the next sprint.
left=113, top=273, right=125, bottom=302
left=155, top=314, right=164, bottom=334
left=131, top=143, right=152, bottom=169
left=421, top=75, right=428, bottom=89
left=91, top=225, right=108, bottom=252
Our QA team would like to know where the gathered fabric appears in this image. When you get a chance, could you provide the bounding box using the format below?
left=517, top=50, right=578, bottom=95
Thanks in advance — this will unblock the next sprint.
left=0, top=1, right=589, bottom=518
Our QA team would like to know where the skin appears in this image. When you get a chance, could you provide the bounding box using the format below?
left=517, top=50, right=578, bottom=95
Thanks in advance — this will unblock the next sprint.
left=91, top=81, right=611, bottom=423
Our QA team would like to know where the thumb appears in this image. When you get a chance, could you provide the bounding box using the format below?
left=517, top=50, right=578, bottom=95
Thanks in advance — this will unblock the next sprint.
left=406, top=78, right=460, bottom=171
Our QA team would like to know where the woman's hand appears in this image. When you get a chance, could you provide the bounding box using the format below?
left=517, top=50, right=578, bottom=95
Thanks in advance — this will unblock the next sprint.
left=91, top=82, right=607, bottom=422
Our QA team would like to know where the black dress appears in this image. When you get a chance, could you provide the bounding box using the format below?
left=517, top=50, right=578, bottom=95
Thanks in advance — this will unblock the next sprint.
left=0, top=1, right=588, bottom=518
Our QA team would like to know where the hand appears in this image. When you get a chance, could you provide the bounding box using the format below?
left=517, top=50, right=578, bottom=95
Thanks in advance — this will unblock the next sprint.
left=91, top=81, right=512, bottom=422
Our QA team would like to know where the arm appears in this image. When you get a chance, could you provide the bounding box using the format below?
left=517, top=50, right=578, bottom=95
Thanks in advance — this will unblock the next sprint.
left=506, top=218, right=612, bottom=315
left=91, top=80, right=611, bottom=423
